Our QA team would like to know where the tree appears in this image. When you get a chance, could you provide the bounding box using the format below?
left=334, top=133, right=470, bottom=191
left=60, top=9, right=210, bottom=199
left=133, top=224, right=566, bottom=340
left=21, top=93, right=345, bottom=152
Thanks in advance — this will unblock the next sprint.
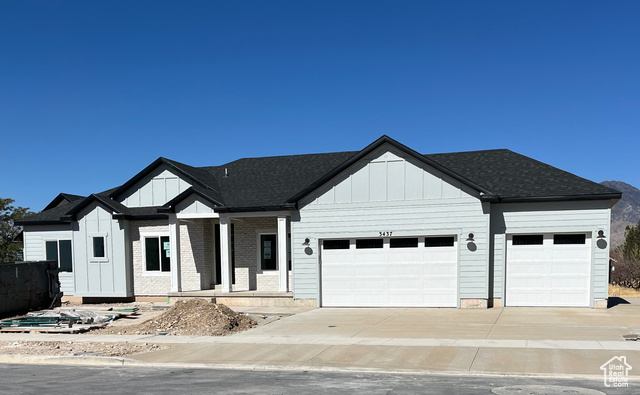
left=0, top=198, right=32, bottom=262
left=623, top=219, right=640, bottom=262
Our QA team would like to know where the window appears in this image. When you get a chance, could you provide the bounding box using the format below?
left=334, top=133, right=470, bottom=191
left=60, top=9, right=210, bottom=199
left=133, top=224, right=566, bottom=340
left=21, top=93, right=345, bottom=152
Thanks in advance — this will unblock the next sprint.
left=425, top=237, right=455, bottom=247
left=45, top=240, right=73, bottom=272
left=512, top=235, right=543, bottom=245
left=92, top=236, right=106, bottom=258
left=554, top=234, right=586, bottom=245
left=356, top=239, right=383, bottom=249
left=260, top=234, right=277, bottom=271
left=323, top=240, right=350, bottom=250
left=390, top=238, right=419, bottom=248
left=145, top=236, right=171, bottom=272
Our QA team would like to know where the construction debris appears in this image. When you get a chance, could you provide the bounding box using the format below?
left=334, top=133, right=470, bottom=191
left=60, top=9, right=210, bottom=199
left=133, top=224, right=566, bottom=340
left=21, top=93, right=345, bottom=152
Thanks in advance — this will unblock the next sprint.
left=0, top=309, right=112, bottom=333
left=95, top=299, right=257, bottom=336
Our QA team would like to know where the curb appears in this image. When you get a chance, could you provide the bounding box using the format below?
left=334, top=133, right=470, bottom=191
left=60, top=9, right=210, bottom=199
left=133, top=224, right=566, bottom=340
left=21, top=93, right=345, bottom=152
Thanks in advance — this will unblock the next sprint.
left=0, top=354, right=135, bottom=366
left=2, top=353, right=639, bottom=382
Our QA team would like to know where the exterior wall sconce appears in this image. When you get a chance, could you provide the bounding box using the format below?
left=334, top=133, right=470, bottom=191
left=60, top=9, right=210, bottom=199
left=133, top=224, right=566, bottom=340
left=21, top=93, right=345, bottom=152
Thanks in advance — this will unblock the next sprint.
left=302, top=237, right=311, bottom=246
left=466, top=233, right=475, bottom=242
left=597, top=230, right=606, bottom=239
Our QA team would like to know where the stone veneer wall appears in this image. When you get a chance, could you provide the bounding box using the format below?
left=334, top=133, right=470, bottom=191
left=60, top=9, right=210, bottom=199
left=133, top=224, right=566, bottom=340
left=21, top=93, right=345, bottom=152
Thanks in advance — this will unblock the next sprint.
left=131, top=220, right=171, bottom=295
left=132, top=219, right=214, bottom=295
left=132, top=217, right=289, bottom=295
left=232, top=217, right=290, bottom=292
left=179, top=220, right=214, bottom=291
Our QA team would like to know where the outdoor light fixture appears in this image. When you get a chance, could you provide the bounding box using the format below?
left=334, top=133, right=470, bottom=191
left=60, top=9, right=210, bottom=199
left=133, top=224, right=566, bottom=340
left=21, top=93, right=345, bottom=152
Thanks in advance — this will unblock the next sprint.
left=597, top=230, right=606, bottom=239
left=302, top=237, right=311, bottom=246
left=466, top=233, right=475, bottom=242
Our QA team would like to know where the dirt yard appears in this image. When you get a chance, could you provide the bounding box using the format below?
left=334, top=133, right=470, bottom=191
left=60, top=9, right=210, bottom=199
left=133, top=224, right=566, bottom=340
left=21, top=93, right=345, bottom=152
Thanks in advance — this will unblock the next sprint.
left=0, top=300, right=261, bottom=357
left=0, top=340, right=169, bottom=357
left=609, top=284, right=640, bottom=298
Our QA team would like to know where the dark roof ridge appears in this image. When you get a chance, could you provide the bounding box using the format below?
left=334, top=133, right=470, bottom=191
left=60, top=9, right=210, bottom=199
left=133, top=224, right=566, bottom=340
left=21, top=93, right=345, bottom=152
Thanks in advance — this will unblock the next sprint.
left=211, top=150, right=360, bottom=168
left=425, top=147, right=511, bottom=156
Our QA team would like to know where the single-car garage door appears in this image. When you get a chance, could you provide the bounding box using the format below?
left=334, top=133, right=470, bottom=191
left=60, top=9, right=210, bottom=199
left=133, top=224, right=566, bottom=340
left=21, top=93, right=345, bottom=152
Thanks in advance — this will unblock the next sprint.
left=505, top=233, right=591, bottom=307
left=321, top=236, right=458, bottom=307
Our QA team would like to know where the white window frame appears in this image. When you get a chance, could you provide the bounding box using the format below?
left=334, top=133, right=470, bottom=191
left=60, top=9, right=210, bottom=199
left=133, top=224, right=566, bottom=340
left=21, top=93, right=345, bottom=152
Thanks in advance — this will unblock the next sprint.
left=256, top=229, right=278, bottom=274
left=89, top=234, right=108, bottom=263
left=141, top=232, right=172, bottom=276
left=43, top=239, right=74, bottom=272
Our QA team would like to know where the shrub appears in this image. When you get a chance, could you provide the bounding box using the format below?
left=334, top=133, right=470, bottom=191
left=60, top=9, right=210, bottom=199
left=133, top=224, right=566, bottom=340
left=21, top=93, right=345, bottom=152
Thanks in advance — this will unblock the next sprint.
left=610, top=249, right=640, bottom=289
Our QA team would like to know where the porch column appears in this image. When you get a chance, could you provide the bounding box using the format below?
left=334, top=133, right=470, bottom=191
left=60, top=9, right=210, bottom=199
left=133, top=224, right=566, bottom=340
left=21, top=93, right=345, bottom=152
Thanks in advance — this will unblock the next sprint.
left=169, top=215, right=181, bottom=292
left=219, top=215, right=233, bottom=293
left=277, top=216, right=288, bottom=292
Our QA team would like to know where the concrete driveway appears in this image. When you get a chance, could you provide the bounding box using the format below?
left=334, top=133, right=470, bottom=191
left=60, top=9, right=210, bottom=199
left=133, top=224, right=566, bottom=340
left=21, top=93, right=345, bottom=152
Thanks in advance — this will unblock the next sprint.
left=236, top=302, right=640, bottom=341
left=130, top=299, right=640, bottom=376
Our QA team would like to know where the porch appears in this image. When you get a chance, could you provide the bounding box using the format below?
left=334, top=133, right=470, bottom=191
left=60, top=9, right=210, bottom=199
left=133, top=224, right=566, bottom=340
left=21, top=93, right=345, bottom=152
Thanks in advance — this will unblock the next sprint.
left=160, top=207, right=293, bottom=295
left=167, top=290, right=316, bottom=308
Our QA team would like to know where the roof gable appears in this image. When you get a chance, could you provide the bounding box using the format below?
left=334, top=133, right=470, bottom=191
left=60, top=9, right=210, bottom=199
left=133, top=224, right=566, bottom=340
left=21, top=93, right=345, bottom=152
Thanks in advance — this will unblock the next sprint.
left=287, top=135, right=490, bottom=205
left=109, top=158, right=222, bottom=204
left=300, top=145, right=477, bottom=207
left=42, top=193, right=85, bottom=211
left=61, top=194, right=129, bottom=221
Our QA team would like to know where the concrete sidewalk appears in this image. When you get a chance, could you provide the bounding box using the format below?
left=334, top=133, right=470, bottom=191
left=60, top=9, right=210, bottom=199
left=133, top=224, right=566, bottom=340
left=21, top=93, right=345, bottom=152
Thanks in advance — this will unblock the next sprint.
left=3, top=299, right=640, bottom=377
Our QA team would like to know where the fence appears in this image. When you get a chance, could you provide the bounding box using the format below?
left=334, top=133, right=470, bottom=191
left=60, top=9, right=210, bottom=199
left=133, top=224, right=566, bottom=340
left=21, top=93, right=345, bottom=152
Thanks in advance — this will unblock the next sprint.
left=0, top=260, right=61, bottom=316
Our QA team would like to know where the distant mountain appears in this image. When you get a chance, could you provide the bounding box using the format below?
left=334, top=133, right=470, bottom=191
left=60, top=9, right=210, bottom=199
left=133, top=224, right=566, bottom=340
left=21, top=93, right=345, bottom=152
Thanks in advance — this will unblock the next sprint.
left=601, top=181, right=640, bottom=248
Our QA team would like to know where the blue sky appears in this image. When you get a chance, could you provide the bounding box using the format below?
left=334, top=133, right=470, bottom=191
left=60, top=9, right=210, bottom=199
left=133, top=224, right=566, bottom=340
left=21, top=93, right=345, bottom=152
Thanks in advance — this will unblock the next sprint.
left=2, top=1, right=638, bottom=211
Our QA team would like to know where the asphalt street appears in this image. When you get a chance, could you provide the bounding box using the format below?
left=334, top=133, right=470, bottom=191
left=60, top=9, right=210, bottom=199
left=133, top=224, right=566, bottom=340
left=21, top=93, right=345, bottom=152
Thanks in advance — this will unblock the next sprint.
left=0, top=364, right=631, bottom=395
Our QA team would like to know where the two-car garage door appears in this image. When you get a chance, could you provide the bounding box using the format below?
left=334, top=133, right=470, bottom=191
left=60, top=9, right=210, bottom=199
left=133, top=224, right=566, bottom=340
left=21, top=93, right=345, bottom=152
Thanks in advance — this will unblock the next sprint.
left=505, top=233, right=591, bottom=307
left=321, top=236, right=458, bottom=307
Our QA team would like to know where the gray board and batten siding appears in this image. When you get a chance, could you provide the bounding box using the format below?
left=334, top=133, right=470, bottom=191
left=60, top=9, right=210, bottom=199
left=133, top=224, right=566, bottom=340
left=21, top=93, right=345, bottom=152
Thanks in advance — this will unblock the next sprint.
left=293, top=145, right=491, bottom=306
left=490, top=200, right=612, bottom=306
left=119, top=166, right=192, bottom=208
left=72, top=204, right=132, bottom=297
left=22, top=225, right=75, bottom=294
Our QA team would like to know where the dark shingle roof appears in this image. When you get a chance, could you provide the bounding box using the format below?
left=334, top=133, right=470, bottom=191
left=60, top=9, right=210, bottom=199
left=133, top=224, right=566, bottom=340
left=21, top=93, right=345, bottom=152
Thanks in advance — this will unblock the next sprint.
left=208, top=151, right=358, bottom=210
left=426, top=149, right=621, bottom=201
left=18, top=136, right=621, bottom=224
left=42, top=193, right=86, bottom=211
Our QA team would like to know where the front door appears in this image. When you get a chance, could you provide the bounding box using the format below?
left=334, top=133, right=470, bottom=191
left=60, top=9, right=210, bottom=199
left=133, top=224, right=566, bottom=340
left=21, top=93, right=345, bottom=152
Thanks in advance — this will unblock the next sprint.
left=260, top=234, right=277, bottom=271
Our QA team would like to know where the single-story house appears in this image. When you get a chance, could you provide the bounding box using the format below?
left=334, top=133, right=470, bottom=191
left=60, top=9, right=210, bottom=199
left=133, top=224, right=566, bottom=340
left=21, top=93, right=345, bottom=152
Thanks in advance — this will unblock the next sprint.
left=17, top=136, right=621, bottom=308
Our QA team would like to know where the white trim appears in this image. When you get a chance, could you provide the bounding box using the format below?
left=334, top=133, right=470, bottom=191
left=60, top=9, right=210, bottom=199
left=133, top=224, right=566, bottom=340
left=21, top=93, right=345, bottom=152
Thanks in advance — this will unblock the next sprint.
left=169, top=216, right=181, bottom=291
left=141, top=232, right=172, bottom=277
left=88, top=233, right=109, bottom=263
left=43, top=238, right=74, bottom=272
left=278, top=216, right=288, bottom=292
left=176, top=213, right=220, bottom=219
left=256, top=229, right=277, bottom=273
left=219, top=216, right=233, bottom=292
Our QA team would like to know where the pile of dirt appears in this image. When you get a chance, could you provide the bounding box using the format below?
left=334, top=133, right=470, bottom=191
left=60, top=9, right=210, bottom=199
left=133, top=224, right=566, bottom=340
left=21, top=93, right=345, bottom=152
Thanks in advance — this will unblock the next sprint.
left=96, top=300, right=257, bottom=336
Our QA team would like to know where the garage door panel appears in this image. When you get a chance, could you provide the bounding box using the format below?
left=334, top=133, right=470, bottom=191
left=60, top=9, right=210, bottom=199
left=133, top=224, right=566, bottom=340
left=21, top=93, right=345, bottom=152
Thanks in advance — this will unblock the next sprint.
left=506, top=233, right=591, bottom=307
left=321, top=238, right=457, bottom=307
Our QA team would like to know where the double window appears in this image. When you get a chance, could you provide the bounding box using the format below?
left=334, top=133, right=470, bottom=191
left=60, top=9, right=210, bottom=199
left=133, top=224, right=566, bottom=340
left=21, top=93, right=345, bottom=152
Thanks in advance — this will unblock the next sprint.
left=144, top=235, right=171, bottom=272
left=45, top=240, right=73, bottom=272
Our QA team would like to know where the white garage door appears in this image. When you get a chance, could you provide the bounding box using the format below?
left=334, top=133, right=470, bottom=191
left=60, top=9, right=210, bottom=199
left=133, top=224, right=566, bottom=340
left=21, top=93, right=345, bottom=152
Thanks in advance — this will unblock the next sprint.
left=321, top=236, right=458, bottom=307
left=505, top=233, right=591, bottom=307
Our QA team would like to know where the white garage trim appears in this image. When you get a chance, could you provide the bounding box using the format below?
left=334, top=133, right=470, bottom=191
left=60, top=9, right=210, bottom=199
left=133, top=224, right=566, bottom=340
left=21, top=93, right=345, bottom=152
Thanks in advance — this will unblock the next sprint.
left=320, top=236, right=458, bottom=307
left=505, top=233, right=592, bottom=307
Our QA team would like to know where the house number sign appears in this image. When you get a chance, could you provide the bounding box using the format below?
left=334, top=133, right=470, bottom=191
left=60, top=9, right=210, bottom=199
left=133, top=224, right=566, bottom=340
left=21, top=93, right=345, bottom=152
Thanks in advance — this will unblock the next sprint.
left=379, top=231, right=393, bottom=237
